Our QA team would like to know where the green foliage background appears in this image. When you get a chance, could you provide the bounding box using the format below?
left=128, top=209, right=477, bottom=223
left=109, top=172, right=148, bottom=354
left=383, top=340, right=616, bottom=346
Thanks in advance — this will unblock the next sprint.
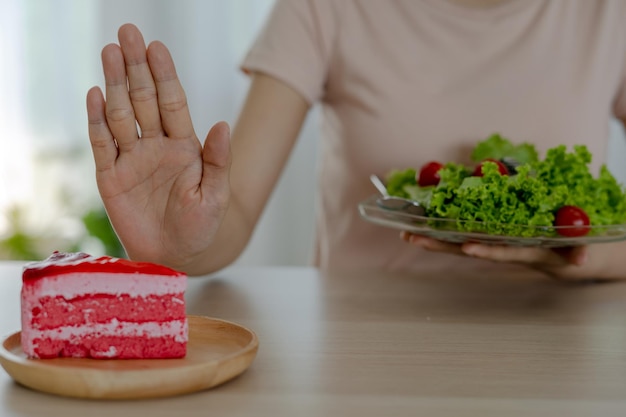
left=0, top=204, right=124, bottom=261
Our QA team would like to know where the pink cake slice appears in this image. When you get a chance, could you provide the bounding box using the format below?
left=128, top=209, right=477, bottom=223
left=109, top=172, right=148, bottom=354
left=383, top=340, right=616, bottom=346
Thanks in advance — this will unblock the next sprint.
left=21, top=252, right=188, bottom=359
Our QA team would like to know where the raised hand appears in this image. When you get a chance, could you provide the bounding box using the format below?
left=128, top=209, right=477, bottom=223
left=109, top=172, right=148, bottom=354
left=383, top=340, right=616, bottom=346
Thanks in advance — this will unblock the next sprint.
left=86, top=24, right=231, bottom=269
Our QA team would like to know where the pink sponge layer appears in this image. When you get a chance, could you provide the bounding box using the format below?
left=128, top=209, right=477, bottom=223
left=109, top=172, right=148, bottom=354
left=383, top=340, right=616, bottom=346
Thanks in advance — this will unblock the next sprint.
left=28, top=294, right=185, bottom=330
left=32, top=335, right=187, bottom=359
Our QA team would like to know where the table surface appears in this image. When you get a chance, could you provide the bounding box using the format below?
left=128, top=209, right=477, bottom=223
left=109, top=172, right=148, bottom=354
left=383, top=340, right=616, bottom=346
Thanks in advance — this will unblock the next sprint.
left=1, top=261, right=626, bottom=416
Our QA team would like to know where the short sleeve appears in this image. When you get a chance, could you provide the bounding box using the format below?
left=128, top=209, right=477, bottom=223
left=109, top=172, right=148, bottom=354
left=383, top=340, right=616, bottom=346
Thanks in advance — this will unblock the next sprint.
left=241, top=0, right=341, bottom=105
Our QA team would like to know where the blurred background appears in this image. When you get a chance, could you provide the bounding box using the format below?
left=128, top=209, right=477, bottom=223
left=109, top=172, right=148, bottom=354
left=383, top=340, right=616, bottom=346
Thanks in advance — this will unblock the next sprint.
left=0, top=0, right=320, bottom=265
left=1, top=0, right=626, bottom=265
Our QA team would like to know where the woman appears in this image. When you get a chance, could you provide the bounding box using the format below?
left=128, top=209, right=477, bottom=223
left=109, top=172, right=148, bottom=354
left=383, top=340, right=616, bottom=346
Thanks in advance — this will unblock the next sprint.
left=86, top=0, right=626, bottom=279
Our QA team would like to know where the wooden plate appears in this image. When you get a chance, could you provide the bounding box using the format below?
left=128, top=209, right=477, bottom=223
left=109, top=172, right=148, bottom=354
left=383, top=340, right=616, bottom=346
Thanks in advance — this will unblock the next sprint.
left=0, top=315, right=259, bottom=399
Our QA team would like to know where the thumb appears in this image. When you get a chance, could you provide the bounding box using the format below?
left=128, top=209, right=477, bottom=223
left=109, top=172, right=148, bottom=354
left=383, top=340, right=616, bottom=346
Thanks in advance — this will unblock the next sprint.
left=201, top=121, right=231, bottom=199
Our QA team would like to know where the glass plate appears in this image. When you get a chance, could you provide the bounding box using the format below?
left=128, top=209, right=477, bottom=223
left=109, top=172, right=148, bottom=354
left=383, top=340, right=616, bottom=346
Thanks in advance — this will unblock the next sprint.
left=358, top=195, right=626, bottom=247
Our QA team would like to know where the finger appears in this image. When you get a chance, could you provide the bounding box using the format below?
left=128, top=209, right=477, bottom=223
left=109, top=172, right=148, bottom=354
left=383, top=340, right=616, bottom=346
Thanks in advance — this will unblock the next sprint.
left=402, top=233, right=467, bottom=256
left=117, top=24, right=162, bottom=138
left=102, top=43, right=139, bottom=152
left=146, top=41, right=195, bottom=140
left=87, top=86, right=119, bottom=172
left=552, top=245, right=588, bottom=266
left=201, top=122, right=231, bottom=204
left=462, top=244, right=568, bottom=266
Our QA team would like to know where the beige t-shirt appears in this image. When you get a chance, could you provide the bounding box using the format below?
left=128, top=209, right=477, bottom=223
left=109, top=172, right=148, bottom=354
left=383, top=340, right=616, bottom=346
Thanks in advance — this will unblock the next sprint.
left=242, top=0, right=626, bottom=272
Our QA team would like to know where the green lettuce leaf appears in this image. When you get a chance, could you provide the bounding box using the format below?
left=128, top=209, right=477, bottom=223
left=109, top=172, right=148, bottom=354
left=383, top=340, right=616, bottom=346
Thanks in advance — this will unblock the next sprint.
left=384, top=169, right=416, bottom=199
left=471, top=133, right=539, bottom=164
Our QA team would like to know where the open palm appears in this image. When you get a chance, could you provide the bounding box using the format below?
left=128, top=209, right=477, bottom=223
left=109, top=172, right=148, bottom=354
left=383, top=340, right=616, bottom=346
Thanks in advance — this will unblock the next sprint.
left=86, top=24, right=231, bottom=268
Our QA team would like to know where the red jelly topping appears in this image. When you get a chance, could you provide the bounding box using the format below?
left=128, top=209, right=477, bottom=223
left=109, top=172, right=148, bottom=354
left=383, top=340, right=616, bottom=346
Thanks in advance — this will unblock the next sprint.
left=22, top=251, right=185, bottom=281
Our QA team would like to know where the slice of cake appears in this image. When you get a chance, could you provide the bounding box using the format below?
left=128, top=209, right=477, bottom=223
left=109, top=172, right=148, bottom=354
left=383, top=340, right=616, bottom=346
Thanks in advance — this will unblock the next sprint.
left=21, top=252, right=188, bottom=359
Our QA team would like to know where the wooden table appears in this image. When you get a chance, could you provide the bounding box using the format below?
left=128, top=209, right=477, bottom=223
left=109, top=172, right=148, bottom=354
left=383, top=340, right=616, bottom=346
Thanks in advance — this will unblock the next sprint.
left=1, top=261, right=626, bottom=416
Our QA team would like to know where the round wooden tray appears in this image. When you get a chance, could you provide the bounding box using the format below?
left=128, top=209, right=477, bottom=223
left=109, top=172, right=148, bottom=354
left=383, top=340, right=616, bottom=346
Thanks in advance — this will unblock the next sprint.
left=0, top=315, right=258, bottom=399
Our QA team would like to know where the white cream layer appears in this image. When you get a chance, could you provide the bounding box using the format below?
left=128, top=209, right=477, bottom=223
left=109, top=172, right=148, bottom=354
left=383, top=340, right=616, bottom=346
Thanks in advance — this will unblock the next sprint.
left=22, top=272, right=186, bottom=299
left=22, top=318, right=189, bottom=351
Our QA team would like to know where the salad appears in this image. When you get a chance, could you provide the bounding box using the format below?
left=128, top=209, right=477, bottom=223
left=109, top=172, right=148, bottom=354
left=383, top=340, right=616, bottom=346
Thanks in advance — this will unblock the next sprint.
left=384, top=134, right=626, bottom=237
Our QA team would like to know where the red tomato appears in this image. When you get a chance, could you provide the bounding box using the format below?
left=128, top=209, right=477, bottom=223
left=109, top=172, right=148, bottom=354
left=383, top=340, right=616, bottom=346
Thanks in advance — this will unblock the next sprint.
left=554, top=205, right=590, bottom=237
left=472, top=159, right=509, bottom=177
left=417, top=161, right=444, bottom=187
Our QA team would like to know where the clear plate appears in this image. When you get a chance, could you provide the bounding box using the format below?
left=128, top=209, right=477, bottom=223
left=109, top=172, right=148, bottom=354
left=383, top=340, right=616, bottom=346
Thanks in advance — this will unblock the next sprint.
left=358, top=195, right=626, bottom=247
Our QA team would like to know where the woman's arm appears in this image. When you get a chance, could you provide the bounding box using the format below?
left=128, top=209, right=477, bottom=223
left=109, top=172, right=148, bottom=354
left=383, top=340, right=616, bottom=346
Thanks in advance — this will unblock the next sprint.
left=87, top=24, right=309, bottom=275
left=183, top=72, right=310, bottom=275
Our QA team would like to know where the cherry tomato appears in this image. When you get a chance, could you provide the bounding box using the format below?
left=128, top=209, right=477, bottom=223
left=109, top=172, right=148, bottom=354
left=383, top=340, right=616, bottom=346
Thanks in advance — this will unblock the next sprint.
left=554, top=205, right=590, bottom=237
left=417, top=161, right=444, bottom=187
left=472, top=158, right=509, bottom=177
